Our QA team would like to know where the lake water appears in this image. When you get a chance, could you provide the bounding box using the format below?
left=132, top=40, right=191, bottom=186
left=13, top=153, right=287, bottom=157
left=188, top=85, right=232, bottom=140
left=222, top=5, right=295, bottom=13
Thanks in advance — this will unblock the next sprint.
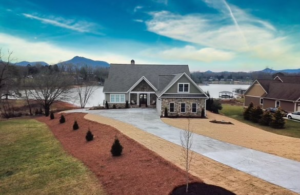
left=67, top=84, right=250, bottom=107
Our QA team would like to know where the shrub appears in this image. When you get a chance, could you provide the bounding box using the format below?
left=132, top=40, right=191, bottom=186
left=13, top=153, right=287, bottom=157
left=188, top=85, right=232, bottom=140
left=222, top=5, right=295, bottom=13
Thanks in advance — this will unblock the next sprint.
left=111, top=138, right=123, bottom=157
left=113, top=104, right=116, bottom=109
left=243, top=102, right=253, bottom=120
left=259, top=111, right=272, bottom=126
left=105, top=101, right=109, bottom=109
left=125, top=100, right=129, bottom=108
left=35, top=109, right=39, bottom=115
left=50, top=112, right=54, bottom=120
left=85, top=130, right=94, bottom=141
left=211, top=99, right=222, bottom=113
left=270, top=109, right=285, bottom=129
left=73, top=120, right=79, bottom=130
left=164, top=107, right=168, bottom=117
left=60, top=115, right=65, bottom=124
left=250, top=106, right=263, bottom=123
left=201, top=108, right=205, bottom=118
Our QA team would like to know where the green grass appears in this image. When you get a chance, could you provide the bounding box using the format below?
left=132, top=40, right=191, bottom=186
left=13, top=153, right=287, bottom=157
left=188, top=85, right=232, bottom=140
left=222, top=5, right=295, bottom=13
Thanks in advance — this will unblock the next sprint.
left=220, top=104, right=300, bottom=138
left=0, top=119, right=105, bottom=195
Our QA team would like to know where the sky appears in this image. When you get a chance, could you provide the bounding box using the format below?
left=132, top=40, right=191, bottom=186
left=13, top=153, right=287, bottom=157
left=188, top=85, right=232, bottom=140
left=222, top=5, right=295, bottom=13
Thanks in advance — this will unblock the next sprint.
left=0, top=0, right=299, bottom=72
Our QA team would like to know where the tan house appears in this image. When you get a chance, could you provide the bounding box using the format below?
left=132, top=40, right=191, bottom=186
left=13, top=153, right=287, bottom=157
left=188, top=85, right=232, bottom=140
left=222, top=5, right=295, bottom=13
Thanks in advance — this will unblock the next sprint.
left=244, top=75, right=300, bottom=112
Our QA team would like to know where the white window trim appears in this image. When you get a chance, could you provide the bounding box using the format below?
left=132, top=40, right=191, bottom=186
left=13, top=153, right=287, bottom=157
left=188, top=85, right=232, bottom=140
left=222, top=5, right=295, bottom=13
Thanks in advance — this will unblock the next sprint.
left=275, top=100, right=280, bottom=108
left=180, top=103, right=186, bottom=113
left=110, top=94, right=126, bottom=103
left=169, top=102, right=175, bottom=113
left=260, top=98, right=264, bottom=105
left=178, top=83, right=190, bottom=93
left=191, top=103, right=197, bottom=113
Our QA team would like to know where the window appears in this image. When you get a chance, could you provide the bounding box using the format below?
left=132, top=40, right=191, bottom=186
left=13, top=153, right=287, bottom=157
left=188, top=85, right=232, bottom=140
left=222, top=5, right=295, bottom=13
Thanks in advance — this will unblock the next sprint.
left=110, top=94, right=125, bottom=103
left=178, top=83, right=189, bottom=93
left=180, top=103, right=186, bottom=113
left=276, top=100, right=280, bottom=108
left=192, top=103, right=197, bottom=113
left=260, top=98, right=264, bottom=105
left=169, top=103, right=175, bottom=112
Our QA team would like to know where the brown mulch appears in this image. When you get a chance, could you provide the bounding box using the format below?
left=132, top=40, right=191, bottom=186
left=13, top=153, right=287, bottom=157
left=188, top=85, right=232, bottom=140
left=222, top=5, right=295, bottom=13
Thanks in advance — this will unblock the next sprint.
left=36, top=113, right=201, bottom=195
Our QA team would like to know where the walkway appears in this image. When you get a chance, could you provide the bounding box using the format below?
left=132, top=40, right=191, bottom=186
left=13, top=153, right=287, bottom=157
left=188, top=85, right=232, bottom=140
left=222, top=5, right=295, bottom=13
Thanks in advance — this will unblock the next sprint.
left=66, top=108, right=300, bottom=194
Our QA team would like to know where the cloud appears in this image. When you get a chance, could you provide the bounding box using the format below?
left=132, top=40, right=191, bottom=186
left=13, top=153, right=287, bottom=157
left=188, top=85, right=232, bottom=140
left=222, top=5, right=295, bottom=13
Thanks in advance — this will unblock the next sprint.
left=23, top=13, right=100, bottom=33
left=159, top=46, right=235, bottom=62
left=0, top=33, right=132, bottom=64
left=133, top=19, right=144, bottom=23
left=133, top=6, right=143, bottom=12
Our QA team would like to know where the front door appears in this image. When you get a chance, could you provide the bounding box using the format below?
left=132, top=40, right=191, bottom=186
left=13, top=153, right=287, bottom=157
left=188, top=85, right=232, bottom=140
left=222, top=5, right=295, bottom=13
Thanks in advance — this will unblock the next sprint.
left=139, top=94, right=147, bottom=106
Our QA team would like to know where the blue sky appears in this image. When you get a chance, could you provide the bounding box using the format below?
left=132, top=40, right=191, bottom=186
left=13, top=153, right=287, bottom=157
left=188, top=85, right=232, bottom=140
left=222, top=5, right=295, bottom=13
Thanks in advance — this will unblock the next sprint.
left=0, top=0, right=299, bottom=71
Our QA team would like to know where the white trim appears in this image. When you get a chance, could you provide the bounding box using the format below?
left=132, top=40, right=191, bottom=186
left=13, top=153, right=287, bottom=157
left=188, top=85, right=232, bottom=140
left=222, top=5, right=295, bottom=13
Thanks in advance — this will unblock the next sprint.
left=127, top=76, right=157, bottom=92
left=161, top=96, right=207, bottom=99
left=129, top=91, right=156, bottom=94
left=169, top=102, right=175, bottom=113
left=245, top=95, right=262, bottom=98
left=178, top=83, right=190, bottom=93
left=159, top=72, right=208, bottom=98
left=191, top=102, right=197, bottom=113
left=180, top=102, right=186, bottom=113
left=110, top=94, right=126, bottom=103
left=273, top=76, right=283, bottom=82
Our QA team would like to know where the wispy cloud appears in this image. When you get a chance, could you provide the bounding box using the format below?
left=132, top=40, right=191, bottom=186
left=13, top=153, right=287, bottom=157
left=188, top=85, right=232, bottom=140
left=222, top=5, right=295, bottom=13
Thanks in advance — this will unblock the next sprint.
left=23, top=13, right=100, bottom=33
left=133, top=5, right=143, bottom=12
left=133, top=19, right=144, bottom=23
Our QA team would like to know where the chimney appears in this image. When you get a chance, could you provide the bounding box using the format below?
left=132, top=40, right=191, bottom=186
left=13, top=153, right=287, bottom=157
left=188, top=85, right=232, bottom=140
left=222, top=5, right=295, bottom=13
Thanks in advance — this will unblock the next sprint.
left=131, top=59, right=135, bottom=65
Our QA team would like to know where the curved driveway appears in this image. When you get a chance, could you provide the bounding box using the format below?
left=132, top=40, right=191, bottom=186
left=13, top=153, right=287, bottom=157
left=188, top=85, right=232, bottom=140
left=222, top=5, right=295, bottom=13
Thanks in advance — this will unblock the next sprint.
left=67, top=108, right=300, bottom=194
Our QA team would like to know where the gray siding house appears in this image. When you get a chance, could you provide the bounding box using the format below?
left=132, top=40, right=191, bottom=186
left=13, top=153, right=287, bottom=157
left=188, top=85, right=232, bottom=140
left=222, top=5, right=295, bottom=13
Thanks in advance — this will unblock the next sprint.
left=103, top=60, right=208, bottom=116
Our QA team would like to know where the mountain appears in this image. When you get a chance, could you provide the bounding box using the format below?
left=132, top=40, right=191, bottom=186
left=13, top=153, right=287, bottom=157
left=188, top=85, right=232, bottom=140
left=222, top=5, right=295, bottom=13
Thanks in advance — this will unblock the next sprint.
left=58, top=56, right=109, bottom=67
left=260, top=68, right=300, bottom=74
left=15, top=61, right=48, bottom=66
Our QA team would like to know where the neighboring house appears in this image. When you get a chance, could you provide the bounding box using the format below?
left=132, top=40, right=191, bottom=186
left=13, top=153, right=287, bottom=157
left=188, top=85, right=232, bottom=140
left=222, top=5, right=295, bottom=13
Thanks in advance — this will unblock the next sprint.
left=103, top=60, right=208, bottom=116
left=244, top=75, right=300, bottom=112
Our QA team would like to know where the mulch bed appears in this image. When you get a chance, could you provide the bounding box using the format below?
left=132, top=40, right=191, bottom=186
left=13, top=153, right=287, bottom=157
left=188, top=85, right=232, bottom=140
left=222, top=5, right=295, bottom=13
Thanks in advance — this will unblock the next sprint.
left=37, top=113, right=235, bottom=195
left=210, top=120, right=233, bottom=125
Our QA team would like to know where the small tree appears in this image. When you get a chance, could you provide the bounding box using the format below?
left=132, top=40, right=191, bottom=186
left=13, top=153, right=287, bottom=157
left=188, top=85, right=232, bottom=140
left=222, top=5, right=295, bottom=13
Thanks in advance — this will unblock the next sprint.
left=243, top=102, right=253, bottom=120
left=111, top=137, right=123, bottom=156
left=73, top=120, right=79, bottom=130
left=105, top=101, right=109, bottom=109
left=180, top=119, right=193, bottom=193
left=60, top=115, right=65, bottom=124
left=50, top=112, right=54, bottom=120
left=270, top=109, right=285, bottom=129
left=259, top=111, right=272, bottom=126
left=250, top=106, right=263, bottom=123
left=164, top=107, right=168, bottom=117
left=85, top=129, right=94, bottom=141
left=125, top=100, right=129, bottom=108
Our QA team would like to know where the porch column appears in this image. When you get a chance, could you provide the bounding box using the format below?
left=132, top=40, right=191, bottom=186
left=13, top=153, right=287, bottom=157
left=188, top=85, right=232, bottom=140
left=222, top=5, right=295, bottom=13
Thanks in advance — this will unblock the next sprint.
left=147, top=93, right=150, bottom=106
left=137, top=93, right=139, bottom=105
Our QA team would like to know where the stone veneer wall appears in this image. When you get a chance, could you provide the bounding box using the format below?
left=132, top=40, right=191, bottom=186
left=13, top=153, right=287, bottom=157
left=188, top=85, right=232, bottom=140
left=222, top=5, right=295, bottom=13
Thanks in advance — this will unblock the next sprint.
left=161, top=98, right=206, bottom=116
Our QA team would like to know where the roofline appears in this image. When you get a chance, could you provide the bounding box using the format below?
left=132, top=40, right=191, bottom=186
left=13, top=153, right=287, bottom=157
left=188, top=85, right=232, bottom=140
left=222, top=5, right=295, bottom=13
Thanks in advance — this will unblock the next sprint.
left=158, top=72, right=208, bottom=98
left=244, top=80, right=268, bottom=95
left=126, top=76, right=157, bottom=92
left=161, top=96, right=208, bottom=99
left=263, top=97, right=299, bottom=102
left=273, top=75, right=283, bottom=82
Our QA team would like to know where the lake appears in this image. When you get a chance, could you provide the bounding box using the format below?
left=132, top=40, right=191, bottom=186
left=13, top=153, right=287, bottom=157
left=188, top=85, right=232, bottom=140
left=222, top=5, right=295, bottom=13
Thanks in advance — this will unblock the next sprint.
left=68, top=84, right=250, bottom=107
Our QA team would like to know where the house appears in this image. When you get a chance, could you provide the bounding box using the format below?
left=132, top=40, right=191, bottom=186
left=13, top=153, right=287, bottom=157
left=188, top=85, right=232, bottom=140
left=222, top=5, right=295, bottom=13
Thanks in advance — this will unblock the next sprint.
left=103, top=60, right=208, bottom=116
left=244, top=75, right=300, bottom=112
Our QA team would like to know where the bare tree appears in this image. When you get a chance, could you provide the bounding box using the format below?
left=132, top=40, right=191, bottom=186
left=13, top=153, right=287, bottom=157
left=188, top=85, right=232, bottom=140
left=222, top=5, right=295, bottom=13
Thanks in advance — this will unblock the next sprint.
left=0, top=49, right=14, bottom=101
left=77, top=84, right=97, bottom=108
left=28, top=69, right=73, bottom=116
left=180, top=118, right=193, bottom=193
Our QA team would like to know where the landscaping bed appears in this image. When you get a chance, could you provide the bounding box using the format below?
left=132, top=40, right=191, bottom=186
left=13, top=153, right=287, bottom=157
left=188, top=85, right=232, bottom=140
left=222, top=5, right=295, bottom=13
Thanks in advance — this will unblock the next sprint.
left=37, top=113, right=203, bottom=195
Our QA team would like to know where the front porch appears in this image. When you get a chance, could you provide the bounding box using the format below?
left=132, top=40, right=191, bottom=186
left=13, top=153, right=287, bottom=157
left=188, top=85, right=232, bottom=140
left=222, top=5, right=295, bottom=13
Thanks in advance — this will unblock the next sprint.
left=129, top=93, right=157, bottom=107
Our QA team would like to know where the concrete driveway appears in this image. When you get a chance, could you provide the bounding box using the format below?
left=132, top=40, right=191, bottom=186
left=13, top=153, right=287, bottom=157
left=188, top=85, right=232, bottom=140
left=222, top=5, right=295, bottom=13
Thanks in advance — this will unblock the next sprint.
left=67, top=108, right=300, bottom=194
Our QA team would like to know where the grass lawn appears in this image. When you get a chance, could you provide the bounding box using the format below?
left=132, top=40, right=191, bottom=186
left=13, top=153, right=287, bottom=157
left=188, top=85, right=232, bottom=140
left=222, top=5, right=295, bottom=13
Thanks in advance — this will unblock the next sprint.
left=0, top=119, right=106, bottom=195
left=220, top=104, right=300, bottom=138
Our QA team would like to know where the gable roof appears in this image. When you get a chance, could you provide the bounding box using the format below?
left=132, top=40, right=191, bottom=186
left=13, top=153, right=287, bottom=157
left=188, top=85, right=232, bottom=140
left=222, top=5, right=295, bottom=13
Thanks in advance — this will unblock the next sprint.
left=157, top=72, right=208, bottom=98
left=103, top=64, right=190, bottom=92
left=127, top=76, right=157, bottom=92
left=274, top=76, right=300, bottom=83
left=264, top=83, right=300, bottom=101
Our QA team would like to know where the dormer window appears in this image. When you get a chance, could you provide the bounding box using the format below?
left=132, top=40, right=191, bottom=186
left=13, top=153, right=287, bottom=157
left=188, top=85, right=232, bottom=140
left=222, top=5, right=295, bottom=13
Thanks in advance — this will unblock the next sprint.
left=178, top=83, right=189, bottom=93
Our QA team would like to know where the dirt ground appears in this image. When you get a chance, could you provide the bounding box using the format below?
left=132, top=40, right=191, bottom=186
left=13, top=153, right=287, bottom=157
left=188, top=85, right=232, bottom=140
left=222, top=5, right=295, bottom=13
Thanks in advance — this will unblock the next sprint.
left=162, top=111, right=300, bottom=162
left=86, top=114, right=297, bottom=195
left=37, top=113, right=210, bottom=195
